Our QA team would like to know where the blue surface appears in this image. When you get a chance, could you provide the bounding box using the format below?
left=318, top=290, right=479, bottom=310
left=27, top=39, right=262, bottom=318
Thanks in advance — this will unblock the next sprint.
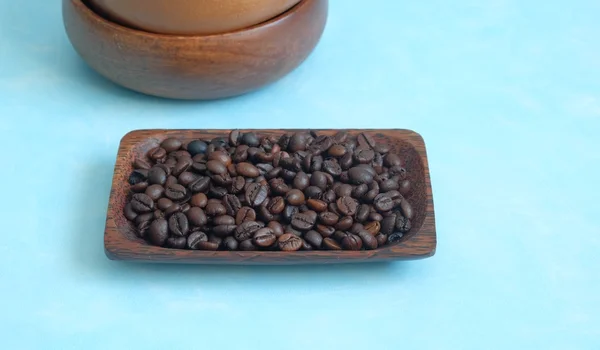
left=1, top=0, right=599, bottom=349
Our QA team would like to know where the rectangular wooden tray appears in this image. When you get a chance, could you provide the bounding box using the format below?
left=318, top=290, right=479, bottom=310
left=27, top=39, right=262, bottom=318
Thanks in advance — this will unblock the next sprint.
left=105, top=129, right=436, bottom=264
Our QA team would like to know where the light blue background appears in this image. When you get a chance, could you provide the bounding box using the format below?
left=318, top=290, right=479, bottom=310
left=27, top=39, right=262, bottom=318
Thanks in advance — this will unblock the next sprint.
left=1, top=0, right=599, bottom=349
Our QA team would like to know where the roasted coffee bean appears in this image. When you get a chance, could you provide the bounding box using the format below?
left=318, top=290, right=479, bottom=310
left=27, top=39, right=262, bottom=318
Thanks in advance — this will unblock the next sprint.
left=286, top=189, right=306, bottom=206
left=223, top=236, right=239, bottom=250
left=247, top=147, right=261, bottom=159
left=328, top=202, right=342, bottom=216
left=206, top=160, right=227, bottom=175
left=364, top=189, right=379, bottom=203
left=229, top=130, right=241, bottom=146
left=304, top=230, right=323, bottom=248
left=374, top=194, right=394, bottom=212
left=187, top=140, right=208, bottom=156
left=396, top=216, right=412, bottom=233
left=334, top=184, right=353, bottom=198
left=205, top=201, right=227, bottom=216
left=253, top=228, right=277, bottom=247
left=342, top=234, right=363, bottom=250
left=389, top=166, right=407, bottom=179
left=282, top=205, right=299, bottom=223
left=239, top=239, right=256, bottom=251
left=291, top=211, right=317, bottom=231
left=335, top=216, right=354, bottom=231
left=399, top=180, right=411, bottom=195
left=293, top=172, right=310, bottom=191
left=323, top=159, right=342, bottom=176
left=223, top=194, right=241, bottom=216
left=348, top=166, right=374, bottom=185
left=269, top=178, right=290, bottom=195
left=400, top=199, right=414, bottom=219
left=133, top=158, right=152, bottom=170
left=354, top=148, right=375, bottom=164
left=187, top=207, right=207, bottom=227
left=322, top=190, right=336, bottom=203
left=137, top=220, right=151, bottom=238
left=130, top=181, right=149, bottom=193
left=129, top=169, right=148, bottom=185
left=278, top=233, right=303, bottom=251
left=358, top=231, right=378, bottom=250
left=380, top=179, right=399, bottom=192
left=164, top=203, right=181, bottom=217
left=131, top=193, right=154, bottom=213
left=304, top=186, right=323, bottom=199
left=266, top=196, right=285, bottom=214
left=241, top=132, right=259, bottom=147
left=381, top=214, right=397, bottom=235
left=374, top=233, right=387, bottom=246
left=257, top=203, right=275, bottom=222
left=145, top=184, right=164, bottom=201
left=208, top=234, right=223, bottom=246
left=236, top=206, right=256, bottom=225
left=327, top=144, right=346, bottom=158
left=281, top=169, right=297, bottom=182
left=190, top=193, right=207, bottom=208
left=245, top=183, right=268, bottom=207
left=357, top=133, right=376, bottom=149
left=187, top=176, right=210, bottom=193
left=235, top=221, right=264, bottom=241
left=178, top=172, right=199, bottom=186
left=384, top=153, right=403, bottom=167
left=148, top=166, right=167, bottom=185
left=369, top=212, right=383, bottom=222
left=166, top=236, right=187, bottom=249
left=265, top=167, right=282, bottom=180
left=208, top=151, right=232, bottom=166
left=316, top=224, right=335, bottom=238
left=181, top=203, right=191, bottom=213
left=165, top=175, right=178, bottom=188
left=187, top=231, right=208, bottom=249
left=213, top=215, right=235, bottom=226
left=350, top=223, right=365, bottom=234
left=228, top=176, right=246, bottom=194
left=319, top=211, right=339, bottom=226
left=352, top=204, right=369, bottom=223
left=124, top=203, right=138, bottom=221
left=308, top=135, right=333, bottom=155
left=236, top=162, right=260, bottom=177
left=168, top=212, right=189, bottom=237
left=267, top=221, right=284, bottom=237
left=307, top=199, right=328, bottom=212
left=148, top=219, right=169, bottom=246
left=323, top=238, right=342, bottom=250
left=336, top=196, right=358, bottom=216
left=213, top=225, right=237, bottom=237
left=164, top=184, right=187, bottom=201
left=364, top=221, right=381, bottom=236
left=388, top=232, right=403, bottom=244
left=172, top=158, right=192, bottom=177
left=148, top=147, right=167, bottom=162
left=135, top=212, right=155, bottom=226
left=339, top=152, right=354, bottom=170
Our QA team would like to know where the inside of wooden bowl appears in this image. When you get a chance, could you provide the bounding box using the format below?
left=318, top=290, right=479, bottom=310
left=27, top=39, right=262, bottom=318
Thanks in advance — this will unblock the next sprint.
left=79, top=0, right=308, bottom=37
left=110, top=130, right=428, bottom=252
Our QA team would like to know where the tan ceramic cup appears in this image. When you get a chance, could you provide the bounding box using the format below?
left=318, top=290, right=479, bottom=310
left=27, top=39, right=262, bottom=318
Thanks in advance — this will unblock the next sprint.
left=87, top=0, right=302, bottom=35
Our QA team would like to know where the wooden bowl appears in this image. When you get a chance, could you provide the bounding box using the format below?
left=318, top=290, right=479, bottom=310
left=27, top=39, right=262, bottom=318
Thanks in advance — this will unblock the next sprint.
left=105, top=129, right=437, bottom=265
left=62, top=0, right=328, bottom=100
left=86, top=0, right=302, bottom=35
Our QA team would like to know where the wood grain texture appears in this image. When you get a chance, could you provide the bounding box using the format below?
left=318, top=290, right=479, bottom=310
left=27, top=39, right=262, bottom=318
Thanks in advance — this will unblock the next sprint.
left=86, top=0, right=302, bottom=35
left=105, top=129, right=437, bottom=265
left=62, top=0, right=328, bottom=100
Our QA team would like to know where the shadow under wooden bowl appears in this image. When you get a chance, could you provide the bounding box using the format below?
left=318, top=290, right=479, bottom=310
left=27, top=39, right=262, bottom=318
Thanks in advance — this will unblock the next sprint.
left=62, top=0, right=328, bottom=100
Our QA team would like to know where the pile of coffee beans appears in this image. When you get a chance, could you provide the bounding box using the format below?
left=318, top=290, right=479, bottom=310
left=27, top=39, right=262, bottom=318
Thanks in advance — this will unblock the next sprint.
left=124, top=130, right=414, bottom=251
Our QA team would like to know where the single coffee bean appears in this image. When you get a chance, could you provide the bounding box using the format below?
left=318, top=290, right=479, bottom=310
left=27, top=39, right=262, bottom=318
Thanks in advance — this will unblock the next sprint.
left=380, top=179, right=399, bottom=192
left=323, top=158, right=342, bottom=176
left=350, top=223, right=365, bottom=234
left=232, top=144, right=248, bottom=162
left=384, top=153, right=403, bottom=167
left=228, top=176, right=246, bottom=194
left=364, top=221, right=381, bottom=236
left=400, top=199, right=414, bottom=219
left=163, top=184, right=186, bottom=201
left=168, top=212, right=189, bottom=237
left=237, top=162, right=260, bottom=178
left=131, top=193, right=154, bottom=213
left=267, top=196, right=285, bottom=214
left=282, top=205, right=299, bottom=223
left=148, top=219, right=169, bottom=246
left=135, top=212, right=154, bottom=226
left=348, top=167, right=374, bottom=185
left=253, top=228, right=277, bottom=247
left=133, top=158, right=152, bottom=170
left=389, top=166, right=407, bottom=180
left=335, top=216, right=354, bottom=231
left=278, top=233, right=303, bottom=251
left=178, top=172, right=198, bottom=186
left=364, top=189, right=379, bottom=203
left=358, top=231, right=378, bottom=250
left=213, top=215, right=235, bottom=226
left=319, top=211, right=339, bottom=226
left=165, top=175, right=178, bottom=188
left=388, top=232, right=404, bottom=244
left=342, top=234, right=363, bottom=250
left=285, top=225, right=303, bottom=237
left=375, top=233, right=388, bottom=246
left=206, top=160, right=227, bottom=175
left=145, top=184, right=164, bottom=201
left=369, top=212, right=383, bottom=222
left=354, top=148, right=375, bottom=164
left=137, top=220, right=150, bottom=238
left=351, top=183, right=368, bottom=199
left=396, top=216, right=412, bottom=233
left=291, top=211, right=317, bottom=231
left=334, top=184, right=353, bottom=198
left=213, top=225, right=237, bottom=237
left=241, top=132, right=260, bottom=147
left=328, top=202, right=342, bottom=217
left=301, top=239, right=313, bottom=250
left=205, top=202, right=227, bottom=216
left=235, top=221, right=264, bottom=241
left=304, top=186, right=323, bottom=199
left=357, top=133, right=376, bottom=149
left=223, top=236, right=239, bottom=250
left=236, top=206, right=256, bottom=225
left=148, top=166, right=167, bottom=185
left=189, top=176, right=211, bottom=193
left=190, top=193, right=207, bottom=208
left=208, top=150, right=232, bottom=166
left=355, top=204, right=370, bottom=223
left=328, top=144, right=347, bottom=158
left=181, top=203, right=191, bottom=213
left=148, top=147, right=167, bottom=162
left=208, top=234, right=223, bottom=245
left=286, top=189, right=306, bottom=206
left=374, top=194, right=394, bottom=212
left=166, top=236, right=187, bottom=249
left=123, top=203, right=138, bottom=221
left=130, top=181, right=149, bottom=193
left=186, top=207, right=207, bottom=227
left=293, top=172, right=310, bottom=191
left=265, top=221, right=284, bottom=238
left=322, top=190, right=336, bottom=203
left=187, top=231, right=208, bottom=249
left=258, top=203, right=275, bottom=222
left=228, top=130, right=241, bottom=146
left=336, top=196, right=358, bottom=216
left=304, top=230, right=323, bottom=248
left=245, top=183, right=268, bottom=207
left=307, top=199, right=328, bottom=212
left=187, top=140, right=207, bottom=156
left=316, top=224, right=335, bottom=238
left=172, top=158, right=192, bottom=177
left=164, top=203, right=181, bottom=217
left=399, top=180, right=411, bottom=195
left=129, top=169, right=148, bottom=185
left=381, top=214, right=397, bottom=235
left=161, top=137, right=182, bottom=152
left=223, top=194, right=242, bottom=216
left=239, top=239, right=256, bottom=251
left=339, top=152, right=353, bottom=170
left=269, top=178, right=290, bottom=195
left=323, top=237, right=342, bottom=250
